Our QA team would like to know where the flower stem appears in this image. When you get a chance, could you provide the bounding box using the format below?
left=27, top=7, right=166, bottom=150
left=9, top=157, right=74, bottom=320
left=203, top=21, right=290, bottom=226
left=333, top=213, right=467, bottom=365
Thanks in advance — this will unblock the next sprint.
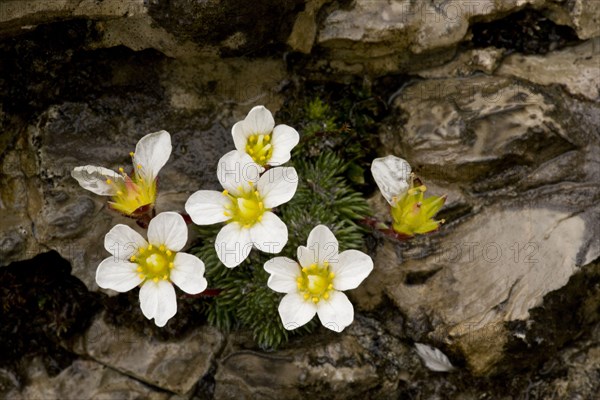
left=181, top=288, right=222, bottom=298
left=180, top=212, right=193, bottom=225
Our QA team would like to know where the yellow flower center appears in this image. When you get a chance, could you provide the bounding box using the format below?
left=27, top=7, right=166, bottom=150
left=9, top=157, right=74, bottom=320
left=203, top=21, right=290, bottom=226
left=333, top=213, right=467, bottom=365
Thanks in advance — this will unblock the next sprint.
left=245, top=134, right=273, bottom=166
left=106, top=152, right=157, bottom=216
left=132, top=244, right=175, bottom=283
left=222, top=186, right=268, bottom=228
left=390, top=182, right=446, bottom=236
left=296, top=262, right=335, bottom=304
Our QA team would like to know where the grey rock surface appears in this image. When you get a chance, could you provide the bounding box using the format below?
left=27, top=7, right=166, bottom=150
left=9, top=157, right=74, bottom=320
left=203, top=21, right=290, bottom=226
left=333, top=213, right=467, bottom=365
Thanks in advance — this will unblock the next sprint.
left=497, top=37, right=600, bottom=101
left=67, top=313, right=224, bottom=396
left=214, top=316, right=416, bottom=400
left=1, top=0, right=599, bottom=398
left=370, top=73, right=600, bottom=374
left=0, top=32, right=286, bottom=288
left=314, top=0, right=600, bottom=75
left=5, top=358, right=171, bottom=400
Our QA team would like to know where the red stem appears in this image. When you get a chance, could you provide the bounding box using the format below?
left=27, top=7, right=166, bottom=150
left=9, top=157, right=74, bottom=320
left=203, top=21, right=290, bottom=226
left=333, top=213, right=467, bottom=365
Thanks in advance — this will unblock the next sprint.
left=180, top=212, right=193, bottom=225
left=181, top=288, right=222, bottom=298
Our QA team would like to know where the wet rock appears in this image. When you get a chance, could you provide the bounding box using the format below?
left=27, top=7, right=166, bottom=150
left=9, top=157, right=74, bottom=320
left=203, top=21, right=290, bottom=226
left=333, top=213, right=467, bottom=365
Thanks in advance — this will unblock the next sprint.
left=6, top=358, right=170, bottom=400
left=67, top=314, right=224, bottom=396
left=497, top=38, right=600, bottom=101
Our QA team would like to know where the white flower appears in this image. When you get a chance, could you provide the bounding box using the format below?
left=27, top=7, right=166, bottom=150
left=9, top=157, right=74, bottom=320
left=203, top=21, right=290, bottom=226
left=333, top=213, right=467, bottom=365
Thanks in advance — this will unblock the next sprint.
left=370, top=155, right=411, bottom=206
left=96, top=212, right=207, bottom=327
left=264, top=225, right=373, bottom=333
left=372, top=155, right=446, bottom=236
left=185, top=150, right=298, bottom=269
left=232, top=105, right=299, bottom=168
left=71, top=130, right=171, bottom=216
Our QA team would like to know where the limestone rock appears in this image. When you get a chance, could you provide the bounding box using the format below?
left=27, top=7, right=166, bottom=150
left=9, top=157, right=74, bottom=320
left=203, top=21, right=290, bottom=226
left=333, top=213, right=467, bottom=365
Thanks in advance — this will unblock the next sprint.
left=146, top=0, right=303, bottom=56
left=381, top=76, right=574, bottom=183
left=546, top=0, right=600, bottom=39
left=383, top=206, right=597, bottom=374
left=373, top=74, right=600, bottom=375
left=287, top=0, right=331, bottom=54
left=67, top=314, right=224, bottom=396
left=214, top=316, right=419, bottom=399
left=0, top=368, right=19, bottom=398
left=0, top=0, right=146, bottom=37
left=314, top=0, right=599, bottom=76
left=417, top=47, right=505, bottom=78
left=6, top=358, right=169, bottom=400
left=0, top=17, right=286, bottom=288
left=539, top=322, right=600, bottom=398
left=314, top=0, right=539, bottom=75
left=497, top=38, right=600, bottom=101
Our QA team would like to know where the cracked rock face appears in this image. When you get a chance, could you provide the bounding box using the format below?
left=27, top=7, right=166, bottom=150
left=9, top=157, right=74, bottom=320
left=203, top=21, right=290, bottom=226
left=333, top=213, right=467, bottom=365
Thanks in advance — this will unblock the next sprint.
left=1, top=0, right=599, bottom=398
left=0, top=18, right=287, bottom=289
left=314, top=0, right=599, bottom=76
left=66, top=314, right=224, bottom=396
left=5, top=358, right=171, bottom=400
left=213, top=315, right=418, bottom=399
left=497, top=37, right=600, bottom=101
left=369, top=74, right=600, bottom=375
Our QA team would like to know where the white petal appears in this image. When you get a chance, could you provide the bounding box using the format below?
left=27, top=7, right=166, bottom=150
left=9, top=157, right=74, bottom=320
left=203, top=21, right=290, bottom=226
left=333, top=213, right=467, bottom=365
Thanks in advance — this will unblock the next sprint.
left=147, top=212, right=188, bottom=252
left=264, top=257, right=300, bottom=293
left=104, top=224, right=148, bottom=261
left=215, top=222, right=253, bottom=268
left=297, top=246, right=315, bottom=268
left=139, top=280, right=177, bottom=327
left=185, top=190, right=231, bottom=225
left=305, top=225, right=339, bottom=265
left=316, top=291, right=354, bottom=332
left=133, top=130, right=172, bottom=182
left=268, top=124, right=299, bottom=166
left=414, top=343, right=455, bottom=372
left=371, top=155, right=412, bottom=205
left=232, top=121, right=250, bottom=152
left=95, top=257, right=142, bottom=292
left=331, top=249, right=374, bottom=291
left=257, top=167, right=298, bottom=208
left=249, top=212, right=287, bottom=253
left=71, top=165, right=123, bottom=196
left=242, top=105, right=275, bottom=135
left=170, top=252, right=208, bottom=294
left=216, top=150, right=261, bottom=196
left=278, top=292, right=317, bottom=330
